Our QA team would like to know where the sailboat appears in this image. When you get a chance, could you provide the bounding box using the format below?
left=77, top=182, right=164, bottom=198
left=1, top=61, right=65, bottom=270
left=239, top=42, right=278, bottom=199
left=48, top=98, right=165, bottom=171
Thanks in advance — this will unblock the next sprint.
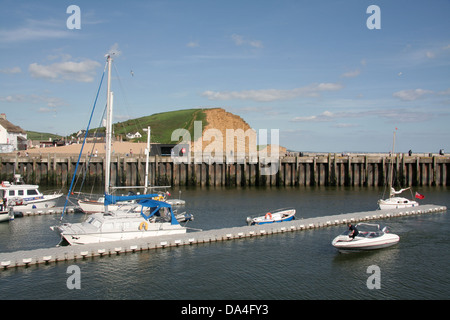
left=77, top=126, right=186, bottom=213
left=51, top=54, right=187, bottom=245
left=377, top=129, right=420, bottom=210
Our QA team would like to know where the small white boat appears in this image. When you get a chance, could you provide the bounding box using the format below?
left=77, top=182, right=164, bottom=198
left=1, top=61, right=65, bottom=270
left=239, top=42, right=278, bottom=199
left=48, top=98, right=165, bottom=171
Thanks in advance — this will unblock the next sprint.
left=246, top=208, right=296, bottom=225
left=0, top=175, right=63, bottom=212
left=332, top=223, right=399, bottom=252
left=378, top=187, right=419, bottom=210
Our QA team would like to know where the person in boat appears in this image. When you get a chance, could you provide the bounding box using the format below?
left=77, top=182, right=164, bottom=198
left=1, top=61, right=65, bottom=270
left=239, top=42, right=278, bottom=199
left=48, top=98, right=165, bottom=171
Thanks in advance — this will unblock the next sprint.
left=347, top=223, right=359, bottom=239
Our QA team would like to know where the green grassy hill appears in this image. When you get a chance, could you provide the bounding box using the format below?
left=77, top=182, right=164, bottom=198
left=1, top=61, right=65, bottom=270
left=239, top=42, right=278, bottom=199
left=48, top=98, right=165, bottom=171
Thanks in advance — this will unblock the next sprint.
left=107, top=108, right=208, bottom=143
left=26, top=131, right=63, bottom=141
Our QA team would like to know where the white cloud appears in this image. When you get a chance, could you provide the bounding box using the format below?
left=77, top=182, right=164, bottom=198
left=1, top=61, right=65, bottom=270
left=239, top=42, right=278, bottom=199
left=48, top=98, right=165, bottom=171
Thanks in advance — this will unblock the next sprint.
left=438, top=88, right=450, bottom=95
left=291, top=108, right=432, bottom=124
left=249, top=40, right=263, bottom=49
left=28, top=59, right=101, bottom=82
left=0, top=94, right=67, bottom=113
left=0, top=95, right=25, bottom=103
left=231, top=34, right=263, bottom=48
left=0, top=27, right=70, bottom=43
left=231, top=34, right=245, bottom=45
left=202, top=83, right=343, bottom=102
left=426, top=51, right=435, bottom=59
left=340, top=69, right=361, bottom=78
left=392, top=88, right=434, bottom=101
left=292, top=111, right=336, bottom=122
left=332, top=123, right=359, bottom=128
left=186, top=41, right=199, bottom=48
left=0, top=19, right=73, bottom=43
left=0, top=67, right=22, bottom=74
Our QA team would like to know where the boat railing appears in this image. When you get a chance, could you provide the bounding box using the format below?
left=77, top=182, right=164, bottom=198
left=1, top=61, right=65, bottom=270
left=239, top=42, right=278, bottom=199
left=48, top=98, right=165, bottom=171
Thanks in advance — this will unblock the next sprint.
left=44, top=188, right=64, bottom=195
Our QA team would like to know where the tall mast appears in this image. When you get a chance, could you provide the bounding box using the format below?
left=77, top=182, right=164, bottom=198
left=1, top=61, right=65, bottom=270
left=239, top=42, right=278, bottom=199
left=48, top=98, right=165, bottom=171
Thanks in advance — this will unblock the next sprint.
left=389, top=129, right=396, bottom=196
left=144, top=126, right=150, bottom=194
left=105, top=55, right=113, bottom=198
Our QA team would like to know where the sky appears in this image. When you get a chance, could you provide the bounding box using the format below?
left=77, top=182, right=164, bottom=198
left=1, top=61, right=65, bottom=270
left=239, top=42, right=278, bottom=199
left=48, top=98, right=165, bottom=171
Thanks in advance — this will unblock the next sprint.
left=0, top=0, right=449, bottom=153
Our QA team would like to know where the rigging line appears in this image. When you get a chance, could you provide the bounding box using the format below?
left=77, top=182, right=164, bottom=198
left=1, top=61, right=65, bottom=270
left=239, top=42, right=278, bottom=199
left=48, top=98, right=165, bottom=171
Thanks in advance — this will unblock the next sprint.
left=75, top=103, right=108, bottom=194
left=60, top=62, right=107, bottom=221
left=112, top=63, right=131, bottom=133
left=112, top=62, right=144, bottom=139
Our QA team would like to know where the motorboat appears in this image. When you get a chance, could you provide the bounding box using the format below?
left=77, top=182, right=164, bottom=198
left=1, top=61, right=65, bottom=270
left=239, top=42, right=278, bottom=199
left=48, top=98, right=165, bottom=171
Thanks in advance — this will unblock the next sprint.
left=332, top=223, right=399, bottom=252
left=378, top=187, right=419, bottom=210
left=0, top=174, right=63, bottom=212
left=246, top=208, right=296, bottom=225
left=51, top=197, right=187, bottom=245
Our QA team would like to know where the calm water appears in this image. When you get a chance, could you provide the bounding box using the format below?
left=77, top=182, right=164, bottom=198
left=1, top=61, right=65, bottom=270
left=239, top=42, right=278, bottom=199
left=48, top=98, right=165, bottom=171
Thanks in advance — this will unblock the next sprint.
left=0, top=186, right=449, bottom=302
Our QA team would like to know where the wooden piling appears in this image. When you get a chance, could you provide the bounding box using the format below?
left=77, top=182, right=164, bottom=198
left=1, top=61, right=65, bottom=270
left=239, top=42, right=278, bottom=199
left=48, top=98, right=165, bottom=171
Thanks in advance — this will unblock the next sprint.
left=0, top=153, right=449, bottom=188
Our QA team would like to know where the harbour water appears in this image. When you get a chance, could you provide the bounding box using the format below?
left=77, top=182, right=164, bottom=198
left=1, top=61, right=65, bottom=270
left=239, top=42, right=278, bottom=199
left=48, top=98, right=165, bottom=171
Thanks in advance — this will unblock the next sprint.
left=0, top=186, right=448, bottom=302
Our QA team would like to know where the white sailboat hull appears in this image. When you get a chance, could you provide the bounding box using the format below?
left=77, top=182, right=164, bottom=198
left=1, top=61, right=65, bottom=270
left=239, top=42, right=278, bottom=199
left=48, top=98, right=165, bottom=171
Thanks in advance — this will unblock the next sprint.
left=378, top=197, right=419, bottom=210
left=78, top=199, right=123, bottom=213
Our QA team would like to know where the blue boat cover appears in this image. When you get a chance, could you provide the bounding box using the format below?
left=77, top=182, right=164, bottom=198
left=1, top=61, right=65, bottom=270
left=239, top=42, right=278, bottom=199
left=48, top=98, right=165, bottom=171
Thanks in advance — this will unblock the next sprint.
left=138, top=198, right=180, bottom=225
left=104, top=194, right=180, bottom=225
left=104, top=193, right=158, bottom=206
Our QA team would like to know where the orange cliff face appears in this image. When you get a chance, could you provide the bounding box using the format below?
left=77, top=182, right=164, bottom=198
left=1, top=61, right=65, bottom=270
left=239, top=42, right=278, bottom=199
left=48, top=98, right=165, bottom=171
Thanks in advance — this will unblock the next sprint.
left=191, top=108, right=286, bottom=156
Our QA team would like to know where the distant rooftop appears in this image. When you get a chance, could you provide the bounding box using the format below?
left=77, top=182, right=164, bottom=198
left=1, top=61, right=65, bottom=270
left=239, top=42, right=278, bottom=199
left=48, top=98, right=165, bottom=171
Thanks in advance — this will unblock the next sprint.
left=0, top=113, right=26, bottom=134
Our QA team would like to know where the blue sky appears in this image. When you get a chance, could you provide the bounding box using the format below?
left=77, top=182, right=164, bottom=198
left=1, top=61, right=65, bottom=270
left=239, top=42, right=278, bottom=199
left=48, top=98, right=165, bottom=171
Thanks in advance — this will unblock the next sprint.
left=1, top=0, right=449, bottom=152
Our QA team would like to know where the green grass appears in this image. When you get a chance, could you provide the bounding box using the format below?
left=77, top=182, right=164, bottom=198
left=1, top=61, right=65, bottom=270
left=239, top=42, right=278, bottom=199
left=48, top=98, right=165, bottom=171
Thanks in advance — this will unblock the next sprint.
left=111, top=108, right=208, bottom=143
left=26, top=131, right=63, bottom=141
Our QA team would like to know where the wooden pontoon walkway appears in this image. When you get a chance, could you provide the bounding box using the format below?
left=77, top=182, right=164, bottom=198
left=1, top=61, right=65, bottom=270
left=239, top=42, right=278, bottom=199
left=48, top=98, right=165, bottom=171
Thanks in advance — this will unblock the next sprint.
left=0, top=204, right=446, bottom=269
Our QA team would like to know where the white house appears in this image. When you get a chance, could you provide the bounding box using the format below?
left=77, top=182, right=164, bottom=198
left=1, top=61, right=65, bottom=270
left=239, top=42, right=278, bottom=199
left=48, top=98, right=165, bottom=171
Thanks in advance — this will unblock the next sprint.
left=126, top=131, right=142, bottom=139
left=0, top=113, right=27, bottom=152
